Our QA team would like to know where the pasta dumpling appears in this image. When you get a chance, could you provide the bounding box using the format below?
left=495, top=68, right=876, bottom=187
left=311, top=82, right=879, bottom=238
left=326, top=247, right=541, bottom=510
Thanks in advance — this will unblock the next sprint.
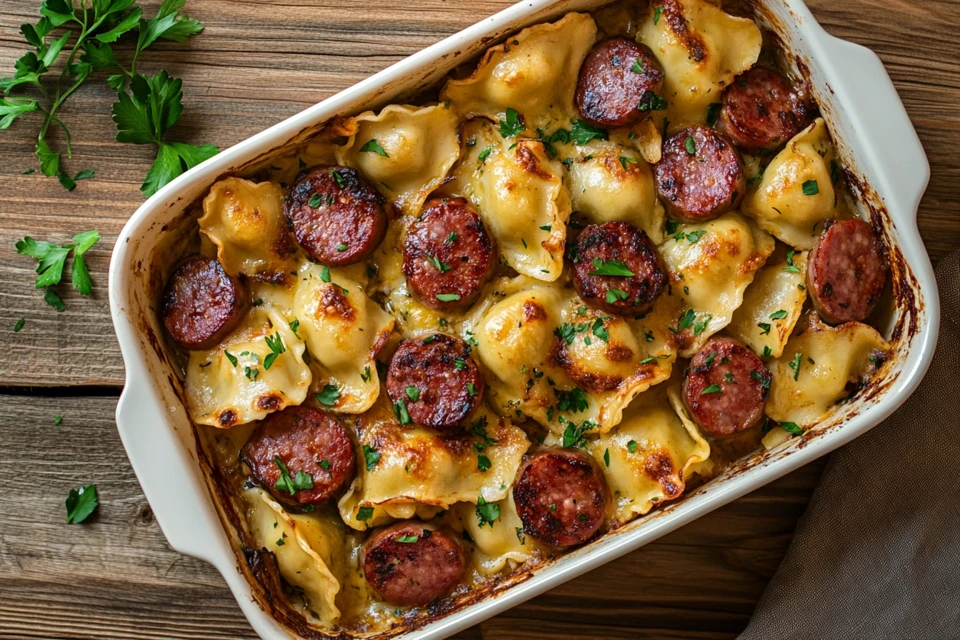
left=658, top=212, right=775, bottom=357
left=445, top=118, right=570, bottom=281
left=441, top=12, right=598, bottom=131
left=588, top=385, right=710, bottom=524
left=766, top=316, right=889, bottom=427
left=638, top=0, right=762, bottom=130
left=199, top=178, right=298, bottom=283
left=336, top=104, right=460, bottom=216
left=244, top=488, right=342, bottom=627
left=564, top=141, right=665, bottom=243
left=186, top=298, right=310, bottom=428
left=338, top=399, right=530, bottom=531
left=474, top=277, right=674, bottom=434
left=743, top=119, right=845, bottom=249
left=727, top=249, right=808, bottom=358
left=293, top=263, right=394, bottom=414
left=447, top=493, right=542, bottom=575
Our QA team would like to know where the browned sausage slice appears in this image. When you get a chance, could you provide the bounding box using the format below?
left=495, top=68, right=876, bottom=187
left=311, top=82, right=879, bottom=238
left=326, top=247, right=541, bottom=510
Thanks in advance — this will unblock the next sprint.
left=807, top=219, right=888, bottom=325
left=162, top=257, right=249, bottom=350
left=284, top=166, right=387, bottom=266
left=362, top=522, right=465, bottom=607
left=513, top=449, right=608, bottom=547
left=575, top=38, right=665, bottom=128
left=241, top=406, right=356, bottom=507
left=682, top=337, right=770, bottom=437
left=403, top=197, right=496, bottom=312
left=571, top=221, right=668, bottom=316
left=655, top=126, right=746, bottom=223
left=385, top=333, right=483, bottom=432
left=717, top=67, right=812, bottom=152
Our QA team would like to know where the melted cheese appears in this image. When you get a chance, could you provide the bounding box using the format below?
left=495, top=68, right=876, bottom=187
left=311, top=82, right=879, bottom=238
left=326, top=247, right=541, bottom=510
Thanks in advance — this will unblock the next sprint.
left=588, top=385, right=710, bottom=524
left=199, top=178, right=298, bottom=282
left=743, top=119, right=845, bottom=249
left=445, top=118, right=570, bottom=281
left=441, top=12, right=598, bottom=132
left=766, top=316, right=889, bottom=426
left=338, top=400, right=530, bottom=531
left=728, top=249, right=808, bottom=358
left=186, top=293, right=311, bottom=428
left=658, top=212, right=775, bottom=357
left=638, top=0, right=762, bottom=130
left=336, top=104, right=461, bottom=216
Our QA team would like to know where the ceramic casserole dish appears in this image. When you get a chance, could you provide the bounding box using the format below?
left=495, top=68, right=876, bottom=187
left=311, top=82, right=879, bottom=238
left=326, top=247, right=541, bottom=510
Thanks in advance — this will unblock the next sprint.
left=108, top=0, right=938, bottom=637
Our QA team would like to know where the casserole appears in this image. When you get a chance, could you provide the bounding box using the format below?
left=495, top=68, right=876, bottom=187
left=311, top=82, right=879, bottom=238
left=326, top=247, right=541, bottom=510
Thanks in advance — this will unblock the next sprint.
left=108, top=0, right=938, bottom=637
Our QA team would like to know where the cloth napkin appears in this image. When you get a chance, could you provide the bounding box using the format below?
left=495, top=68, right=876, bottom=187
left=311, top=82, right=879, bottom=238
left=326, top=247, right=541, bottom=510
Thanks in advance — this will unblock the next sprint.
left=739, top=251, right=960, bottom=639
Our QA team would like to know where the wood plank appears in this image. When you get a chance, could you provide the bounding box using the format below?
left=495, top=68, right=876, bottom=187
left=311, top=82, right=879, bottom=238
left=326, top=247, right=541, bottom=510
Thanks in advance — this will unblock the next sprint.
left=1, top=0, right=960, bottom=386
left=0, top=393, right=825, bottom=638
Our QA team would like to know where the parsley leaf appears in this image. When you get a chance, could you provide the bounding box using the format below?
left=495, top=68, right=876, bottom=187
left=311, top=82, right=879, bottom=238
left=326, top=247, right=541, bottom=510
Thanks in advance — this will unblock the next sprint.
left=65, top=484, right=99, bottom=524
left=15, top=229, right=101, bottom=304
left=475, top=496, right=500, bottom=528
left=359, top=138, right=389, bottom=157
left=363, top=444, right=381, bottom=471
left=701, top=384, right=723, bottom=395
left=781, top=421, right=804, bottom=436
left=802, top=179, right=820, bottom=196
left=588, top=258, right=634, bottom=277
left=569, top=119, right=609, bottom=145
left=788, top=352, right=803, bottom=381
left=316, top=383, right=340, bottom=406
left=498, top=107, right=525, bottom=137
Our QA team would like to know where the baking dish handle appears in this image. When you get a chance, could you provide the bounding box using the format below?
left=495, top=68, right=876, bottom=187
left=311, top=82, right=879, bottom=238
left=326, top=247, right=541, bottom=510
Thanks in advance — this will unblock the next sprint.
left=115, top=378, right=232, bottom=562
left=814, top=34, right=930, bottom=219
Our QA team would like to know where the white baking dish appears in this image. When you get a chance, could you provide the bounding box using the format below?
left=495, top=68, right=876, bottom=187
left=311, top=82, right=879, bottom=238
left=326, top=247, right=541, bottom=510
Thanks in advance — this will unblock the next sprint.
left=108, top=0, right=938, bottom=637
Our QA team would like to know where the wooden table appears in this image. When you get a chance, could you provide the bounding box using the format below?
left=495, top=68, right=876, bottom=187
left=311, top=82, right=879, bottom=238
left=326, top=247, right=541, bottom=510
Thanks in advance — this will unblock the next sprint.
left=1, top=0, right=957, bottom=637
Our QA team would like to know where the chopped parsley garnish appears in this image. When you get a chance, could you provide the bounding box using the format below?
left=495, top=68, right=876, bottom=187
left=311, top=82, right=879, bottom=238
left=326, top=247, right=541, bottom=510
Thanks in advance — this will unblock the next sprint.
left=263, top=332, right=285, bottom=370
left=454, top=358, right=467, bottom=371
left=336, top=242, right=348, bottom=252
left=693, top=313, right=712, bottom=336
left=446, top=231, right=459, bottom=243
left=319, top=459, right=330, bottom=470
left=224, top=350, right=238, bottom=367
left=589, top=258, right=634, bottom=277
left=359, top=139, right=389, bottom=157
left=606, top=288, right=630, bottom=304
left=308, top=193, right=323, bottom=207
left=426, top=254, right=451, bottom=273
left=706, top=102, right=723, bottom=127
left=405, top=386, right=420, bottom=402
left=556, top=387, right=589, bottom=413
left=685, top=136, right=697, bottom=155
left=477, top=454, right=492, bottom=472
left=640, top=357, right=657, bottom=365
left=784, top=250, right=801, bottom=273
left=672, top=308, right=696, bottom=333
left=645, top=330, right=655, bottom=342
left=477, top=146, right=494, bottom=163
left=802, top=179, right=820, bottom=196
left=273, top=457, right=313, bottom=495
left=356, top=506, right=374, bottom=521
left=320, top=266, right=331, bottom=282
left=631, top=58, right=645, bottom=73
left=665, top=220, right=679, bottom=235
left=762, top=346, right=772, bottom=358
left=788, top=352, right=803, bottom=381
left=653, top=6, right=664, bottom=24
left=752, top=369, right=772, bottom=390
left=562, top=419, right=596, bottom=448
left=627, top=440, right=638, bottom=454
left=603, top=448, right=610, bottom=467
left=54, top=415, right=63, bottom=425
left=392, top=398, right=411, bottom=425
left=619, top=155, right=637, bottom=170
left=769, top=309, right=788, bottom=320
left=330, top=168, right=346, bottom=188
left=65, top=484, right=98, bottom=524
left=467, top=382, right=477, bottom=397
left=781, top=421, right=804, bottom=436
left=568, top=119, right=609, bottom=145
left=498, top=107, right=525, bottom=137
left=701, top=384, right=723, bottom=395
left=436, top=293, right=461, bottom=302
left=757, top=322, right=772, bottom=335
left=363, top=444, right=381, bottom=471
left=638, top=92, right=668, bottom=112
left=316, top=383, right=341, bottom=406
left=592, top=317, right=609, bottom=342
left=476, top=496, right=500, bottom=528
left=540, top=224, right=552, bottom=232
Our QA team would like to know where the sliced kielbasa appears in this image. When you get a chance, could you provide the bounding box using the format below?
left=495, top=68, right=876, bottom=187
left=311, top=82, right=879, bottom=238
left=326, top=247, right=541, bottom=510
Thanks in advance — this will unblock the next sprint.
left=571, top=221, right=668, bottom=316
left=240, top=406, right=356, bottom=507
left=655, top=126, right=746, bottom=223
left=575, top=38, right=665, bottom=128
left=717, top=67, right=813, bottom=152
left=362, top=522, right=465, bottom=607
left=513, top=449, right=608, bottom=547
left=385, top=333, right=483, bottom=432
left=682, top=337, right=770, bottom=437
left=403, top=197, right=496, bottom=312
left=162, top=257, right=249, bottom=350
left=284, top=166, right=387, bottom=266
left=807, top=219, right=888, bottom=325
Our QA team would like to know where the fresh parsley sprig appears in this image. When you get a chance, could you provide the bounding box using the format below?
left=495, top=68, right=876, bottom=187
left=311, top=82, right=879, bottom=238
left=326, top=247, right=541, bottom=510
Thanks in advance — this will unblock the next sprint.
left=0, top=0, right=215, bottom=195
left=15, top=229, right=101, bottom=309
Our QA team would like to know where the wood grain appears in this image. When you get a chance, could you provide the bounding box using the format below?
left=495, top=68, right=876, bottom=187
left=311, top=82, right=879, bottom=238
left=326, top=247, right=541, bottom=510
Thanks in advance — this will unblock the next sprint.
left=0, top=393, right=824, bottom=639
left=0, top=0, right=957, bottom=638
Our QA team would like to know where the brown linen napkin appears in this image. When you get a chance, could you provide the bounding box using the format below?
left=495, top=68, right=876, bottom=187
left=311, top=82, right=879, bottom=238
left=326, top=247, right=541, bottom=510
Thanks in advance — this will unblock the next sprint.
left=738, top=251, right=960, bottom=639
